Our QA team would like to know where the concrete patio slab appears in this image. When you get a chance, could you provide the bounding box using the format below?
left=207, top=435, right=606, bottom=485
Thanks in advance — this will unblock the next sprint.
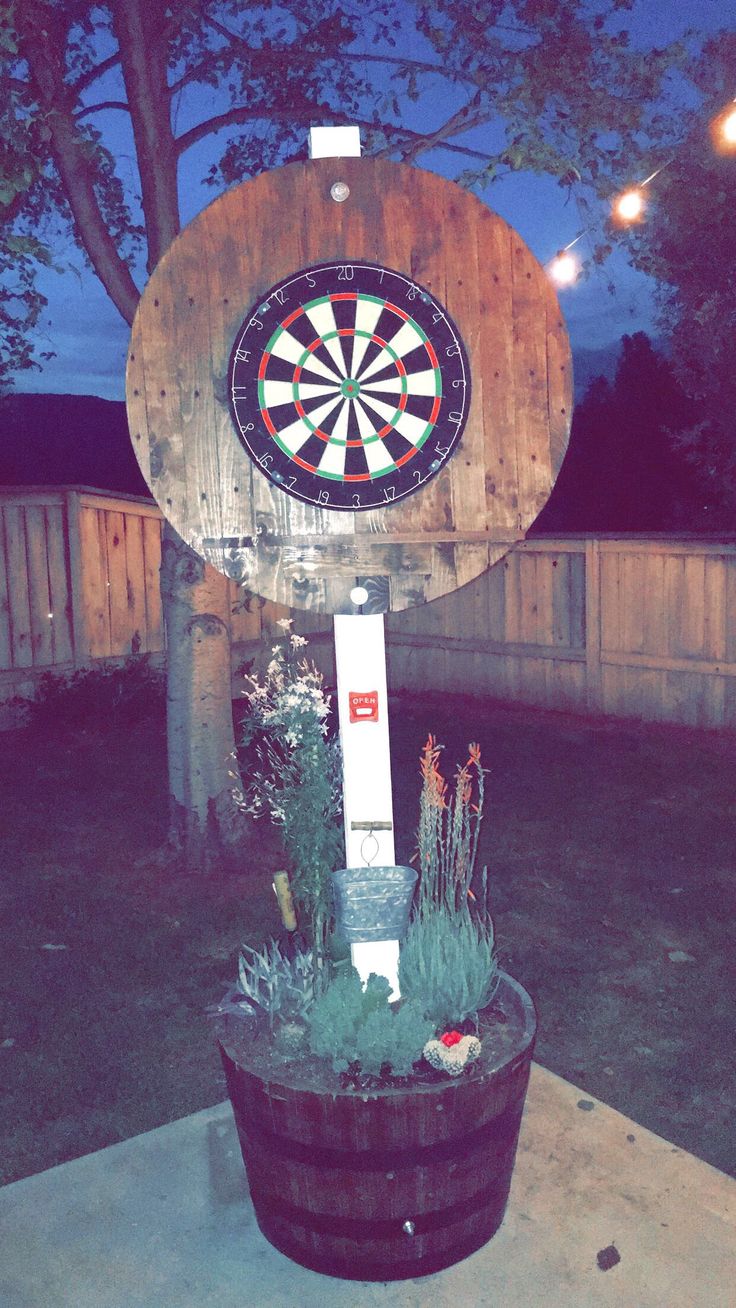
left=1, top=1062, right=733, bottom=1308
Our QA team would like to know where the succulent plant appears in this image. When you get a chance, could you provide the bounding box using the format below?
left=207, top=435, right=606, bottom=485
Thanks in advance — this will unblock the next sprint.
left=307, top=968, right=433, bottom=1078
left=236, top=939, right=320, bottom=1030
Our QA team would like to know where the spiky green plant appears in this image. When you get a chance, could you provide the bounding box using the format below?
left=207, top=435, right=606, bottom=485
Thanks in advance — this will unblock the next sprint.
left=237, top=939, right=320, bottom=1031
left=399, top=737, right=499, bottom=1026
left=399, top=905, right=499, bottom=1027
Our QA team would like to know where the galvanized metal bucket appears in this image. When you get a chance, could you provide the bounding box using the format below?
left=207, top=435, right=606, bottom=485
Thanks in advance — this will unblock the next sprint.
left=331, top=865, right=418, bottom=943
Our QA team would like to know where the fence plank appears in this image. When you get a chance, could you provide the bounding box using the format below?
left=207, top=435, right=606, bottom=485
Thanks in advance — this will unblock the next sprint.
left=703, top=555, right=727, bottom=661
left=3, top=505, right=33, bottom=667
left=229, top=582, right=265, bottom=645
left=105, top=510, right=131, bottom=656
left=584, top=540, right=602, bottom=711
left=599, top=548, right=620, bottom=652
left=0, top=507, right=12, bottom=670
left=122, top=512, right=147, bottom=655
left=24, top=505, right=54, bottom=666
left=679, top=553, right=706, bottom=658
left=79, top=506, right=111, bottom=658
left=142, top=515, right=163, bottom=651
left=44, top=504, right=73, bottom=665
left=64, top=491, right=87, bottom=665
left=534, top=551, right=555, bottom=647
left=642, top=550, right=666, bottom=657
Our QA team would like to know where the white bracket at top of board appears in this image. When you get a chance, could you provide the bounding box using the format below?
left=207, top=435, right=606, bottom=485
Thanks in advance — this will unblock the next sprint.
left=309, top=124, right=361, bottom=158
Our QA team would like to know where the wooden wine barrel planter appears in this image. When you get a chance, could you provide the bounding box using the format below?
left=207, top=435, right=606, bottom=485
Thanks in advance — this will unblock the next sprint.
left=218, top=972, right=536, bottom=1281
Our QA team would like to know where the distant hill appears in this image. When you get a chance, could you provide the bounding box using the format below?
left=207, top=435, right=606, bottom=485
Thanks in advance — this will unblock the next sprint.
left=0, top=392, right=149, bottom=497
left=0, top=340, right=655, bottom=500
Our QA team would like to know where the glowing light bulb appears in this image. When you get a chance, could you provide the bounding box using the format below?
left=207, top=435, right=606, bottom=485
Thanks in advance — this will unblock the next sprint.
left=722, top=107, right=736, bottom=145
left=710, top=102, right=736, bottom=154
left=548, top=252, right=579, bottom=287
left=614, top=188, right=645, bottom=223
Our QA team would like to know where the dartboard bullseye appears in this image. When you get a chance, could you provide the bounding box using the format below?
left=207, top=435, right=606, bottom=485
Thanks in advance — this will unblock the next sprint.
left=227, top=261, right=471, bottom=511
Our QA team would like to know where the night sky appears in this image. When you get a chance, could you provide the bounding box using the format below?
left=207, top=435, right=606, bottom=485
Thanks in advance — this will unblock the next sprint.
left=7, top=0, right=734, bottom=401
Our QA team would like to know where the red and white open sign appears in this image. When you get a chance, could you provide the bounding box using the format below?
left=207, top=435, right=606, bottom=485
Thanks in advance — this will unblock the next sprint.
left=348, top=691, right=379, bottom=723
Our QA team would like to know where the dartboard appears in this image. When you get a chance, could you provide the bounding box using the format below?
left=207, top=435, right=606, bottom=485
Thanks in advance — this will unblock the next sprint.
left=227, top=261, right=471, bottom=511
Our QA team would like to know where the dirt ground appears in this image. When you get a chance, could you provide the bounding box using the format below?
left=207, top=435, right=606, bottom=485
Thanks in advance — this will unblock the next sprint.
left=1, top=692, right=734, bottom=1187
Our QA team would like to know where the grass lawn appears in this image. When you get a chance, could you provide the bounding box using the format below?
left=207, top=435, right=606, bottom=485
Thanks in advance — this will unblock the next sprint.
left=1, top=690, right=734, bottom=1185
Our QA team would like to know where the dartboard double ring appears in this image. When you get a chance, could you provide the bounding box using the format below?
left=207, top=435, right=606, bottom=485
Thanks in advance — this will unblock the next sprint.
left=228, top=261, right=471, bottom=511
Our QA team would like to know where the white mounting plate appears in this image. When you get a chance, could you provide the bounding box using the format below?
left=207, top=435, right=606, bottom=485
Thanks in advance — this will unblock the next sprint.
left=308, top=124, right=361, bottom=158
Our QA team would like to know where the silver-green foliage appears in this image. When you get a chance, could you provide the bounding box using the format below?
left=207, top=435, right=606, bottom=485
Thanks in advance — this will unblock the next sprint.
left=237, top=940, right=319, bottom=1031
left=399, top=905, right=500, bottom=1027
left=307, top=969, right=434, bottom=1078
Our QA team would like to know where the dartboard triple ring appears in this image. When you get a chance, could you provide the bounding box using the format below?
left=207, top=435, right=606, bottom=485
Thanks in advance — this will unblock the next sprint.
left=228, top=261, right=471, bottom=511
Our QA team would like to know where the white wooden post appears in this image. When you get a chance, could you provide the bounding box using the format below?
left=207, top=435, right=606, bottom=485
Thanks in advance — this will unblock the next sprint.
left=309, top=126, right=402, bottom=997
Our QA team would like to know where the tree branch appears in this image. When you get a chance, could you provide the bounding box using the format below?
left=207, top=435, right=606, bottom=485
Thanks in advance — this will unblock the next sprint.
left=70, top=50, right=122, bottom=97
left=175, top=104, right=496, bottom=166
left=391, top=91, right=485, bottom=164
left=15, top=1, right=140, bottom=326
left=170, top=18, right=478, bottom=96
left=74, top=100, right=129, bottom=121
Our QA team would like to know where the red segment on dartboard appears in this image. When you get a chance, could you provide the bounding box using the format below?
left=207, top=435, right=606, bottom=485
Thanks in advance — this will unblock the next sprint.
left=394, top=447, right=419, bottom=467
left=383, top=302, right=409, bottom=322
left=281, top=306, right=304, bottom=330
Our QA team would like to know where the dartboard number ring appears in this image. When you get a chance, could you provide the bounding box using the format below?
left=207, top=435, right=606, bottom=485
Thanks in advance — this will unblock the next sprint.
left=227, top=261, right=471, bottom=511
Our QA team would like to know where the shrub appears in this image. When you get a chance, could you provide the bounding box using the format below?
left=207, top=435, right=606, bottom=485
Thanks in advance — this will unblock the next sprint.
left=307, top=969, right=433, bottom=1078
left=399, top=905, right=499, bottom=1027
left=235, top=622, right=342, bottom=959
left=29, top=657, right=164, bottom=729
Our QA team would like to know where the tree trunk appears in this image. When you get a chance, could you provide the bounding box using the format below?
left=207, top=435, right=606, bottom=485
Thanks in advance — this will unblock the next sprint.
left=113, top=4, right=247, bottom=867
left=18, top=3, right=251, bottom=872
left=160, top=523, right=250, bottom=873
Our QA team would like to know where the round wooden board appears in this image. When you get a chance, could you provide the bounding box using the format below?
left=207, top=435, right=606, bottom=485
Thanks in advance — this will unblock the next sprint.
left=126, top=157, right=572, bottom=614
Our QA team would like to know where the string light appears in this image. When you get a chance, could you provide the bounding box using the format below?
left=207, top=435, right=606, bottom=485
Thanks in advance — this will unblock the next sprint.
left=711, top=100, right=736, bottom=153
left=613, top=187, right=645, bottom=223
left=546, top=94, right=734, bottom=288
left=548, top=250, right=580, bottom=287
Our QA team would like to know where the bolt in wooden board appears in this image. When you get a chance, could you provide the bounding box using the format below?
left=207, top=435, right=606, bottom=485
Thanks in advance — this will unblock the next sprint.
left=127, top=157, right=572, bottom=615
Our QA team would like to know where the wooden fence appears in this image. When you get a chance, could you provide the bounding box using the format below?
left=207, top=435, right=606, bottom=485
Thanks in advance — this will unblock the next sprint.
left=386, top=537, right=736, bottom=728
left=0, top=486, right=317, bottom=703
left=2, top=487, right=735, bottom=728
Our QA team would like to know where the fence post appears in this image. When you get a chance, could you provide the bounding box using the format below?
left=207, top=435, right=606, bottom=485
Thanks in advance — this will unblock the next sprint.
left=64, top=489, right=90, bottom=667
left=585, top=537, right=603, bottom=711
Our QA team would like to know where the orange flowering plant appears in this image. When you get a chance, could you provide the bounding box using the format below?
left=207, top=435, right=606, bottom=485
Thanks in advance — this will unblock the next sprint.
left=399, top=736, right=499, bottom=1030
left=415, top=735, right=488, bottom=919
